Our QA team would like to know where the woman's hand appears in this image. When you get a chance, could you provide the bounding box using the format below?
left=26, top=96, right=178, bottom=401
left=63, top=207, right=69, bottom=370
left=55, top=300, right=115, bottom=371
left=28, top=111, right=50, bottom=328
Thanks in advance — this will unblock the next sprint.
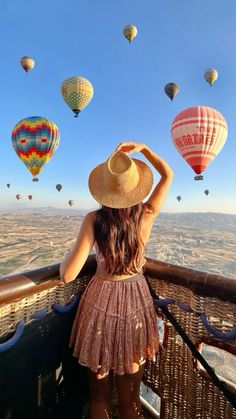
left=114, top=141, right=146, bottom=154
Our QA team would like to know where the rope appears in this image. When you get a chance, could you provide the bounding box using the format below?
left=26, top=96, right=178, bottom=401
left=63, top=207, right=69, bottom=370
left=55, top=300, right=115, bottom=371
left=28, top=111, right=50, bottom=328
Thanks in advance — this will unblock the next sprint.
left=153, top=298, right=174, bottom=306
left=152, top=296, right=235, bottom=340
left=31, top=308, right=48, bottom=319
left=52, top=293, right=81, bottom=313
left=200, top=313, right=236, bottom=340
left=178, top=303, right=193, bottom=313
left=0, top=293, right=81, bottom=353
left=0, top=321, right=25, bottom=352
left=145, top=277, right=236, bottom=410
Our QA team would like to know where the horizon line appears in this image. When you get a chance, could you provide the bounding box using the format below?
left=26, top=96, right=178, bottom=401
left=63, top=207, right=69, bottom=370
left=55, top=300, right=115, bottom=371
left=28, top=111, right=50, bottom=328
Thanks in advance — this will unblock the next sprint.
left=0, top=207, right=235, bottom=216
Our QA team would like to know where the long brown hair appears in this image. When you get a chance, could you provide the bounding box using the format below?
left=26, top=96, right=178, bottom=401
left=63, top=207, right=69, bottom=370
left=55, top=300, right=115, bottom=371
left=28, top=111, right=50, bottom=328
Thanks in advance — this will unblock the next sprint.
left=94, top=202, right=153, bottom=275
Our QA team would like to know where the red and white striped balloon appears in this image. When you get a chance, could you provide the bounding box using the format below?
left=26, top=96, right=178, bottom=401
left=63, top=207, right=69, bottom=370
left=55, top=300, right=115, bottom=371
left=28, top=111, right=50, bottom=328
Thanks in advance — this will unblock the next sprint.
left=171, top=106, right=228, bottom=175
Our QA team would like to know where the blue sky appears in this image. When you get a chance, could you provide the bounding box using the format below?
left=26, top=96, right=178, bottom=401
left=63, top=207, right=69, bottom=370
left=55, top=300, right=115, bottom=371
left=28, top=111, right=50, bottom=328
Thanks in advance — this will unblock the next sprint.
left=0, top=0, right=235, bottom=213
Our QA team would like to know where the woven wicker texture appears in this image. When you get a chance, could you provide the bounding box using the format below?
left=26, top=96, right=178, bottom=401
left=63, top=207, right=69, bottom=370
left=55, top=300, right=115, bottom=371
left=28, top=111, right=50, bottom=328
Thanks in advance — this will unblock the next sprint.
left=0, top=274, right=154, bottom=418
left=0, top=275, right=88, bottom=336
left=143, top=276, right=236, bottom=419
left=1, top=272, right=235, bottom=418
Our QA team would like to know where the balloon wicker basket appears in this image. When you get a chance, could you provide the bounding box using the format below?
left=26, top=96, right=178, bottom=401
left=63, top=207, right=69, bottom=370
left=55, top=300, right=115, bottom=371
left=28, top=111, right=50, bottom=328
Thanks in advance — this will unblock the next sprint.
left=0, top=273, right=150, bottom=419
left=194, top=175, right=204, bottom=181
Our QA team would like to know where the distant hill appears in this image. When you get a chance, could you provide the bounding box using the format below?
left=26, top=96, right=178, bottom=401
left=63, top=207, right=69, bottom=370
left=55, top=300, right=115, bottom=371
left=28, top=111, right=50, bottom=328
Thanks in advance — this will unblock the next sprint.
left=0, top=209, right=235, bottom=229
left=0, top=210, right=235, bottom=279
left=157, top=212, right=236, bottom=232
left=0, top=206, right=89, bottom=216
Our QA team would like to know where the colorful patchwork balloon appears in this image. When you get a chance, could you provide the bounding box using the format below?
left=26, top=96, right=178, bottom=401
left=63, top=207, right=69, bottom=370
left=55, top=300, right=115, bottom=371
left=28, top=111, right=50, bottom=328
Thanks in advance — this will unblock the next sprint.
left=171, top=106, right=228, bottom=180
left=61, top=76, right=94, bottom=117
left=20, top=56, right=35, bottom=73
left=12, top=116, right=60, bottom=177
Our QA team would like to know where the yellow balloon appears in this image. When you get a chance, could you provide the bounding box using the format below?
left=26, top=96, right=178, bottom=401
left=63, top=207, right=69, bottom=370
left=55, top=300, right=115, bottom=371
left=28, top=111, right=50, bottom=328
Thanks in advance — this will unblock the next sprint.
left=61, top=76, right=94, bottom=117
left=123, top=24, right=138, bottom=43
left=204, top=68, right=218, bottom=86
left=20, top=56, right=35, bottom=73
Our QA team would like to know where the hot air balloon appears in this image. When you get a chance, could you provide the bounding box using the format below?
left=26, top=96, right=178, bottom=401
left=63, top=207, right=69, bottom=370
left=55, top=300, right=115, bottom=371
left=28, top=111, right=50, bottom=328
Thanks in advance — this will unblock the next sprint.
left=204, top=189, right=209, bottom=196
left=12, top=116, right=60, bottom=178
left=56, top=184, right=62, bottom=192
left=68, top=200, right=75, bottom=207
left=171, top=106, right=228, bottom=180
left=164, top=83, right=180, bottom=101
left=28, top=195, right=33, bottom=200
left=123, top=24, right=138, bottom=43
left=32, top=177, right=39, bottom=182
left=204, top=68, right=218, bottom=86
left=20, top=56, right=35, bottom=73
left=6, top=184, right=10, bottom=188
left=176, top=196, right=181, bottom=202
left=16, top=194, right=22, bottom=200
left=61, top=76, right=94, bottom=117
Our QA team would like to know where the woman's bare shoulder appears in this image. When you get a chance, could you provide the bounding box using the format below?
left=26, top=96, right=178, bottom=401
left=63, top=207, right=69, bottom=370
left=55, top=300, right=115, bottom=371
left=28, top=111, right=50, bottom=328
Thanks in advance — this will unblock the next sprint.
left=88, top=210, right=97, bottom=217
left=81, top=210, right=97, bottom=225
left=86, top=210, right=98, bottom=217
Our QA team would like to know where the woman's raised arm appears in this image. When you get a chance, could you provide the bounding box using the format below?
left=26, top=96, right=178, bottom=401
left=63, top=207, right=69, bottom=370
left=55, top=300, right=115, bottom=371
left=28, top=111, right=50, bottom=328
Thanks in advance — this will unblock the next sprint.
left=115, top=141, right=174, bottom=217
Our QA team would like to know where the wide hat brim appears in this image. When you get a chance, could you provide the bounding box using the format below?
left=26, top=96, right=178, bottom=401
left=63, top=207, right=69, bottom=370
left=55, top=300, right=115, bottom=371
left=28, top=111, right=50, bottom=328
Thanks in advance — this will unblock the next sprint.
left=88, top=158, right=154, bottom=208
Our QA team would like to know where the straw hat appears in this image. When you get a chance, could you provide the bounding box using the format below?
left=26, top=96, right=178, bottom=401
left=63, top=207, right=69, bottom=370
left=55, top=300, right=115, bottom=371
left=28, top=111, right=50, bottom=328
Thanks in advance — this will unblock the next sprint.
left=88, top=150, right=154, bottom=208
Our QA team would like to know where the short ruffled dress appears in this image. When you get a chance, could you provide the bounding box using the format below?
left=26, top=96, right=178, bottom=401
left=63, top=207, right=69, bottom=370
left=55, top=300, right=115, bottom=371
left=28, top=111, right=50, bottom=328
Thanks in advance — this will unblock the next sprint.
left=69, top=242, right=159, bottom=376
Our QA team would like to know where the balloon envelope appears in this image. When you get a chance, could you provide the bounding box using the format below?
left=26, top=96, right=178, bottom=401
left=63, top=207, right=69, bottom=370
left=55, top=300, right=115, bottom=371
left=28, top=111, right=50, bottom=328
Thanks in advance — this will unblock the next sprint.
left=204, top=68, right=218, bottom=85
left=16, top=194, right=22, bottom=200
left=28, top=195, right=33, bottom=200
left=164, top=83, right=180, bottom=101
left=204, top=189, right=209, bottom=195
left=20, top=56, right=35, bottom=73
left=56, top=184, right=62, bottom=192
left=68, top=200, right=75, bottom=207
left=61, top=76, right=94, bottom=117
left=171, top=106, right=228, bottom=176
left=6, top=183, right=10, bottom=188
left=12, top=116, right=60, bottom=177
left=123, top=24, right=138, bottom=42
left=176, top=196, right=181, bottom=201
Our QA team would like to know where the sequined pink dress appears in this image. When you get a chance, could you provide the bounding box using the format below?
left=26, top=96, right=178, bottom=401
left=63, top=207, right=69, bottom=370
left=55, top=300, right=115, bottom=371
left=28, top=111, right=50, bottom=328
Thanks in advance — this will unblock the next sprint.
left=69, top=242, right=159, bottom=376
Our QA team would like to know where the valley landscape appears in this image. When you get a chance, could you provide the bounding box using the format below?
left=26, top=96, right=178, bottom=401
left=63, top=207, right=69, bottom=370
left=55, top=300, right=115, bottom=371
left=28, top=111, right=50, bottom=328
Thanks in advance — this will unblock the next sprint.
left=0, top=210, right=235, bottom=278
left=0, top=210, right=235, bottom=409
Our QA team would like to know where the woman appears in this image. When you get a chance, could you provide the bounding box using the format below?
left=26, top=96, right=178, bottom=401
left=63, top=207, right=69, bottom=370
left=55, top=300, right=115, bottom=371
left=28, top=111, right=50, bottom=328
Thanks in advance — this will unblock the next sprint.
left=60, top=141, right=174, bottom=419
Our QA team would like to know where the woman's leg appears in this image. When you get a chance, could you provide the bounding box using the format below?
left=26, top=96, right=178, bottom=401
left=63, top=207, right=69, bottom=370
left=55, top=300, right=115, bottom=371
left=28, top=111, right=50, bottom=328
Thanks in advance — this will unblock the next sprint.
left=115, top=361, right=146, bottom=419
left=88, top=369, right=114, bottom=419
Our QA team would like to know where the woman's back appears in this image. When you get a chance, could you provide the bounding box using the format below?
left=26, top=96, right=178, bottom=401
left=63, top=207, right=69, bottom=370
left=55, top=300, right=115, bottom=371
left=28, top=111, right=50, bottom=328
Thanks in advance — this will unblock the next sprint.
left=94, top=206, right=156, bottom=280
left=94, top=241, right=147, bottom=280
